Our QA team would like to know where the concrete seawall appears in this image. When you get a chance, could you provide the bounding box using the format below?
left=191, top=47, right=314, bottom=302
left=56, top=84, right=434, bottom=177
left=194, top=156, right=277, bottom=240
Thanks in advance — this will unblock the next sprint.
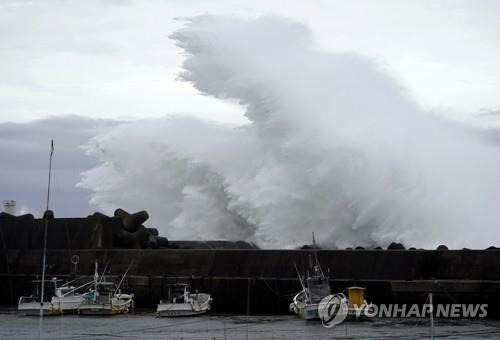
left=2, top=249, right=500, bottom=315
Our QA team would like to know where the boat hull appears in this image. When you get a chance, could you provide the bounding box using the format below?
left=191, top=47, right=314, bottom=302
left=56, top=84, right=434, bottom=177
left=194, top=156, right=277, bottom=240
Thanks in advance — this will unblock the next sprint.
left=78, top=296, right=133, bottom=316
left=299, top=303, right=320, bottom=320
left=78, top=304, right=114, bottom=316
left=156, top=303, right=208, bottom=317
left=78, top=303, right=132, bottom=315
left=18, top=302, right=50, bottom=316
left=19, top=298, right=83, bottom=315
left=49, top=296, right=82, bottom=314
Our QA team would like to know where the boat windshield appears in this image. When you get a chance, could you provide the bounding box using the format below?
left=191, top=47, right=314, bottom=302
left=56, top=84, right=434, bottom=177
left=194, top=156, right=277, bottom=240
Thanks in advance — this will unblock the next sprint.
left=57, top=287, right=74, bottom=296
left=29, top=280, right=56, bottom=302
left=96, top=282, right=115, bottom=294
left=166, top=285, right=188, bottom=302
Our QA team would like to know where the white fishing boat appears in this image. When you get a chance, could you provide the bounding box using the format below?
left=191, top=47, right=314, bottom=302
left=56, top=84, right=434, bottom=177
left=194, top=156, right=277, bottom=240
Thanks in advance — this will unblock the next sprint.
left=78, top=282, right=134, bottom=315
left=289, top=265, right=374, bottom=321
left=78, top=261, right=134, bottom=316
left=156, top=283, right=212, bottom=317
left=18, top=278, right=54, bottom=316
left=289, top=233, right=332, bottom=320
left=18, top=277, right=90, bottom=316
left=289, top=260, right=331, bottom=320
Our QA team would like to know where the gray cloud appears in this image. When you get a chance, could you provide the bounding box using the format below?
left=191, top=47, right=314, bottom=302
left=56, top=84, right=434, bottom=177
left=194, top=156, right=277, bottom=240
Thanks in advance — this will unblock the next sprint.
left=478, top=108, right=500, bottom=116
left=0, top=115, right=117, bottom=217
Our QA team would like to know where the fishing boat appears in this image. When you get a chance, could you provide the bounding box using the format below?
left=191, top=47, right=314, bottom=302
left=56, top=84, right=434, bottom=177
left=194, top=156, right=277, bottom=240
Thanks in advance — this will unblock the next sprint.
left=78, top=282, right=134, bottom=315
left=289, top=255, right=375, bottom=322
left=18, top=278, right=57, bottom=316
left=156, top=283, right=212, bottom=317
left=18, top=277, right=90, bottom=315
left=289, top=233, right=332, bottom=320
left=50, top=284, right=85, bottom=314
left=78, top=261, right=134, bottom=316
left=289, top=259, right=331, bottom=320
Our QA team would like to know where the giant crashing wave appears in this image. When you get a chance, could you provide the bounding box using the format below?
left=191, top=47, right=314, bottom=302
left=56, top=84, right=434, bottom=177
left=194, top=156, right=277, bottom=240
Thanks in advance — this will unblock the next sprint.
left=79, top=15, right=500, bottom=249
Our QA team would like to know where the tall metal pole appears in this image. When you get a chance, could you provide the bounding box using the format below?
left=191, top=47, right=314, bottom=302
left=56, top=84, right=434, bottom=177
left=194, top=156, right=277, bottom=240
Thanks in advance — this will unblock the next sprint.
left=246, top=278, right=250, bottom=340
left=429, top=292, right=434, bottom=340
left=39, top=140, right=54, bottom=340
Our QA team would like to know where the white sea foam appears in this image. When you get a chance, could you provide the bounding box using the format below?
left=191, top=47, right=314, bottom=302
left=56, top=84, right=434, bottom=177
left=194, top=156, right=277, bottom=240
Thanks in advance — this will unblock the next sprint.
left=79, top=16, right=500, bottom=249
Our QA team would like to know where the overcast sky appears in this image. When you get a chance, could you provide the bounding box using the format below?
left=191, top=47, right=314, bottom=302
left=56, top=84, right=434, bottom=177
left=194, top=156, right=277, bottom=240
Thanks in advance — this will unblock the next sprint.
left=1, top=0, right=500, bottom=124
left=1, top=0, right=500, bottom=217
left=0, top=116, right=115, bottom=216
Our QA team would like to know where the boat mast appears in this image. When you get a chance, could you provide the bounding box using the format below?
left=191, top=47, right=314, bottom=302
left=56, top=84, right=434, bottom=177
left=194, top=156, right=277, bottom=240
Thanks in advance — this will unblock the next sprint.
left=94, top=260, right=99, bottom=301
left=38, top=140, right=54, bottom=340
left=312, top=232, right=323, bottom=277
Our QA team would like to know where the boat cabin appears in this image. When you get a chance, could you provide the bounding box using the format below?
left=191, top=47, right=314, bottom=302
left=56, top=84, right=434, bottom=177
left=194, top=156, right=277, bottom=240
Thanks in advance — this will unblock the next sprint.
left=305, top=265, right=331, bottom=303
left=161, top=283, right=190, bottom=304
left=82, top=281, right=115, bottom=304
left=19, top=278, right=60, bottom=304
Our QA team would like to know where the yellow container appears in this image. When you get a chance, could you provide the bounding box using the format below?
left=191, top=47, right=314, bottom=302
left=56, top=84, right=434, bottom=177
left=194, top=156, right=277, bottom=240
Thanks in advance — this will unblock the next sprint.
left=347, top=287, right=365, bottom=308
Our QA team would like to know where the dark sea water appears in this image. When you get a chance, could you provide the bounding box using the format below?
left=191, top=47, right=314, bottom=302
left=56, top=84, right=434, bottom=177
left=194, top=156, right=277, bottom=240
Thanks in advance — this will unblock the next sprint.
left=1, top=311, right=499, bottom=339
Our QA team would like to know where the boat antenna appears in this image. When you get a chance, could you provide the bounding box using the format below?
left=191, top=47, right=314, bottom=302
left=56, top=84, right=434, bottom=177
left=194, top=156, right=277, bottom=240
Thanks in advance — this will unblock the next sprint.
left=98, top=259, right=111, bottom=283
left=114, top=261, right=134, bottom=295
left=294, top=263, right=306, bottom=292
left=294, top=263, right=309, bottom=301
left=306, top=256, right=311, bottom=278
left=39, top=139, right=54, bottom=340
left=93, top=260, right=99, bottom=301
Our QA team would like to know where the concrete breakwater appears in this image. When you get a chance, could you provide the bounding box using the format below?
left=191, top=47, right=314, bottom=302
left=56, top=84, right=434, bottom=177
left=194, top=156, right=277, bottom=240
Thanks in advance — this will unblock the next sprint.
left=1, top=248, right=500, bottom=315
left=1, top=211, right=500, bottom=315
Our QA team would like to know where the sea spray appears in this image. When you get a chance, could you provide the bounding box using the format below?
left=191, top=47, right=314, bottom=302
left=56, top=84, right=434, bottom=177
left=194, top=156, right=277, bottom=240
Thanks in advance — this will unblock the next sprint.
left=79, top=16, right=500, bottom=249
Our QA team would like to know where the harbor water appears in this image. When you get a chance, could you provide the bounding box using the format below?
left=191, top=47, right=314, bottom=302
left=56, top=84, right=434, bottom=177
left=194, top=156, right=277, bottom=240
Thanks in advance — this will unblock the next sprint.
left=1, top=311, right=500, bottom=339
